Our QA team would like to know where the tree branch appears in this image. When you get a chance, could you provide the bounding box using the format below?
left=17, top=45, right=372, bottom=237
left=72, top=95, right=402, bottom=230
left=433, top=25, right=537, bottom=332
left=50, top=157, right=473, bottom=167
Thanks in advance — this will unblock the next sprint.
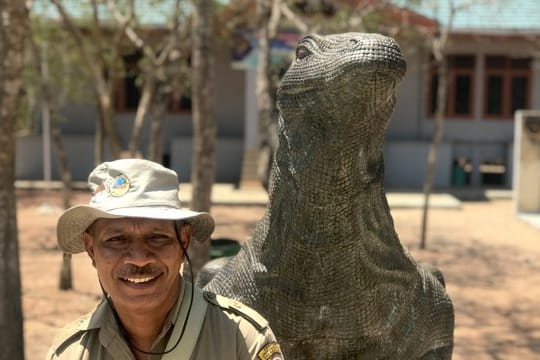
left=49, top=0, right=99, bottom=77
left=280, top=2, right=310, bottom=34
left=90, top=0, right=106, bottom=61
left=154, top=0, right=185, bottom=66
left=106, top=0, right=156, bottom=61
left=268, top=0, right=281, bottom=38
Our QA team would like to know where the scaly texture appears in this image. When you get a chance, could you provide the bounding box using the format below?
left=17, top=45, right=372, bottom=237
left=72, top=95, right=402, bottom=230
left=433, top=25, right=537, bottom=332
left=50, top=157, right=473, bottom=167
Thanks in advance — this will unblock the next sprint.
left=204, top=32, right=454, bottom=359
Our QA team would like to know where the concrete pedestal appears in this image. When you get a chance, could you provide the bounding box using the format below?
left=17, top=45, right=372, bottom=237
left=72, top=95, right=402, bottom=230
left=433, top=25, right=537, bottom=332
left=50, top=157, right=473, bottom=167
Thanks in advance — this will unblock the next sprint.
left=513, top=111, right=540, bottom=213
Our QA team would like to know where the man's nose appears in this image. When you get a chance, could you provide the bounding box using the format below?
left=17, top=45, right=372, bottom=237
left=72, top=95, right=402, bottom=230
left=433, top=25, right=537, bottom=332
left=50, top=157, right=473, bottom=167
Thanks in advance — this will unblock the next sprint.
left=124, top=239, right=155, bottom=267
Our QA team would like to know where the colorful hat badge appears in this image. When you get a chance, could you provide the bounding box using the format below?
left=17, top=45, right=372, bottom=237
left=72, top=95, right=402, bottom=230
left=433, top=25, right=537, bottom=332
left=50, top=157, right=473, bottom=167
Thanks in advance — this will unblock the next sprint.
left=109, top=174, right=131, bottom=196
left=92, top=174, right=131, bottom=203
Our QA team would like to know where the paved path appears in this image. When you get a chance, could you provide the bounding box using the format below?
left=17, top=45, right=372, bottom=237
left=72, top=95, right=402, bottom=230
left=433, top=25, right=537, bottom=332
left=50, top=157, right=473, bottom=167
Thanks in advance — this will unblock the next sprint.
left=11, top=180, right=496, bottom=208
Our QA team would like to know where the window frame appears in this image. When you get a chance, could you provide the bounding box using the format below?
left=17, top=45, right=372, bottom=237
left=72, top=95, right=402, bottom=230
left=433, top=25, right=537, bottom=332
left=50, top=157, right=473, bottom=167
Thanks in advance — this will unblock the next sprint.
left=169, top=89, right=193, bottom=114
left=115, top=52, right=193, bottom=115
left=116, top=52, right=143, bottom=113
left=483, top=55, right=532, bottom=120
left=426, top=54, right=476, bottom=120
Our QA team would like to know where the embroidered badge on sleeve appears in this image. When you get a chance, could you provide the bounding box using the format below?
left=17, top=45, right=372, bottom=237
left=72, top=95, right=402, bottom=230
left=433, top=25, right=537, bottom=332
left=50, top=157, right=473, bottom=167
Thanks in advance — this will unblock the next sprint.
left=257, top=342, right=283, bottom=360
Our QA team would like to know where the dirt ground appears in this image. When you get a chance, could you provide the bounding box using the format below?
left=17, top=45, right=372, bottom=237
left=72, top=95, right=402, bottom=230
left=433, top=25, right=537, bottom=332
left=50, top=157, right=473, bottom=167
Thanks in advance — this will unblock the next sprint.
left=17, top=189, right=540, bottom=359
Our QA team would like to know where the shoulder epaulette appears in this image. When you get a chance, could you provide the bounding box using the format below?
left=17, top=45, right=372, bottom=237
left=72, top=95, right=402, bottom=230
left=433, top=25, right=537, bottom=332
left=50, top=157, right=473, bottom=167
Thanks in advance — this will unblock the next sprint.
left=203, top=291, right=269, bottom=331
left=50, top=300, right=106, bottom=353
left=49, top=313, right=92, bottom=353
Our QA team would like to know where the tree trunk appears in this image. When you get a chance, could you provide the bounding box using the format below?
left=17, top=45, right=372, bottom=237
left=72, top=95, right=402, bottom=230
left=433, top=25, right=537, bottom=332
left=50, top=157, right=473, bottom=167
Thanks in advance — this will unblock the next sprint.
left=59, top=253, right=73, bottom=290
left=256, top=0, right=281, bottom=191
left=148, top=85, right=168, bottom=163
left=29, top=26, right=74, bottom=210
left=94, top=105, right=104, bottom=165
left=419, top=3, right=455, bottom=249
left=420, top=56, right=448, bottom=249
left=0, top=1, right=28, bottom=357
left=29, top=35, right=74, bottom=289
left=50, top=119, right=73, bottom=210
left=129, top=74, right=156, bottom=156
left=105, top=0, right=187, bottom=163
left=50, top=108, right=73, bottom=289
left=189, top=0, right=216, bottom=279
left=50, top=0, right=124, bottom=161
left=98, top=88, right=123, bottom=159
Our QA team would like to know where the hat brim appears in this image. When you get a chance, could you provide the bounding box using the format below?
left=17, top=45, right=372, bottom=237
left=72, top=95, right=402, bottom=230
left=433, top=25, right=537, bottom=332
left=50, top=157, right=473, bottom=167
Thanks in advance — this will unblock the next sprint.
left=57, top=205, right=215, bottom=254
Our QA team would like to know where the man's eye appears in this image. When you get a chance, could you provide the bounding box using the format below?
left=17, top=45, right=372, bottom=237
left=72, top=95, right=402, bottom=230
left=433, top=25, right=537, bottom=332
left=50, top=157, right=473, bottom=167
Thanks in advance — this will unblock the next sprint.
left=149, top=235, right=172, bottom=243
left=103, top=235, right=127, bottom=247
left=104, top=236, right=125, bottom=244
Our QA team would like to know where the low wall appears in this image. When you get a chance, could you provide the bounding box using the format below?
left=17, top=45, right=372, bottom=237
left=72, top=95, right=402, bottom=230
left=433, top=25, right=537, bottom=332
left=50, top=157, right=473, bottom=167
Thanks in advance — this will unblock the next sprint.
left=384, top=141, right=452, bottom=189
left=16, top=135, right=512, bottom=190
left=16, top=135, right=94, bottom=181
left=170, top=137, right=244, bottom=184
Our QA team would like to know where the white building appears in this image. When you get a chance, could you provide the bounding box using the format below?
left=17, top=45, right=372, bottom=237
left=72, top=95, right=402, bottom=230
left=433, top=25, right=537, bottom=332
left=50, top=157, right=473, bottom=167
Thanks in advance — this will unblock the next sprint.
left=17, top=1, right=540, bottom=190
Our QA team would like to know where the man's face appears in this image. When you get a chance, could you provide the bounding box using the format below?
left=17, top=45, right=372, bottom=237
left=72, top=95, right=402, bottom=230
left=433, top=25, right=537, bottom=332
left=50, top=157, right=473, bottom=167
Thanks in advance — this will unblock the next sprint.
left=83, top=217, right=190, bottom=313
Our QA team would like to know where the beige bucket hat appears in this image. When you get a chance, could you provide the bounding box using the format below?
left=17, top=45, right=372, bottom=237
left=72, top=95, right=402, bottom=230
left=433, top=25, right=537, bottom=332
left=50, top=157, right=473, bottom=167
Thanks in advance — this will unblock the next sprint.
left=57, top=158, right=215, bottom=254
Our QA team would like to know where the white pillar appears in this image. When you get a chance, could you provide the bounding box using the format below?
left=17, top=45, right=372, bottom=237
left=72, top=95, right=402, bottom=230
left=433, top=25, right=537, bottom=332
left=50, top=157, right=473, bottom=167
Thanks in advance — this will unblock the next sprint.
left=244, top=68, right=259, bottom=149
left=514, top=110, right=540, bottom=213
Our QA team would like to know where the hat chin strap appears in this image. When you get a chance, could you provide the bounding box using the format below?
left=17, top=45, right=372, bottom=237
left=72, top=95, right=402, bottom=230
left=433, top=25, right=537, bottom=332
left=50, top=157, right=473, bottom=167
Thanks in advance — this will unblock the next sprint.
left=100, top=224, right=194, bottom=356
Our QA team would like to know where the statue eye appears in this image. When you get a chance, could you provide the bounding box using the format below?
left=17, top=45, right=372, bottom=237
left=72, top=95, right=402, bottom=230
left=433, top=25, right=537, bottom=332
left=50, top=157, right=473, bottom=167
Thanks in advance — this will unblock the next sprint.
left=296, top=45, right=311, bottom=60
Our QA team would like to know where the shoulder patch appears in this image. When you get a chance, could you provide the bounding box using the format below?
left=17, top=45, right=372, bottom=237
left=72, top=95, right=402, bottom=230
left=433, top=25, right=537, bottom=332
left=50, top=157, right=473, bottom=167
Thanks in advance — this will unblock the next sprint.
left=257, top=342, right=284, bottom=360
left=50, top=321, right=88, bottom=354
left=203, top=291, right=269, bottom=331
left=50, top=301, right=105, bottom=353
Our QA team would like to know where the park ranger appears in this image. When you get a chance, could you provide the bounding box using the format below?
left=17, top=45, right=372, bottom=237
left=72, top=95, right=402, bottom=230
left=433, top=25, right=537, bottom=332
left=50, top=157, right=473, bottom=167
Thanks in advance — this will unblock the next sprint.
left=47, top=159, right=283, bottom=360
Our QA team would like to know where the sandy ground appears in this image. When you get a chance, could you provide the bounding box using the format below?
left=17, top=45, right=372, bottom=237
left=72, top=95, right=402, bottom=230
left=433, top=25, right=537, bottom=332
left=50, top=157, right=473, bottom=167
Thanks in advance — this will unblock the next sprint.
left=17, top=189, right=540, bottom=359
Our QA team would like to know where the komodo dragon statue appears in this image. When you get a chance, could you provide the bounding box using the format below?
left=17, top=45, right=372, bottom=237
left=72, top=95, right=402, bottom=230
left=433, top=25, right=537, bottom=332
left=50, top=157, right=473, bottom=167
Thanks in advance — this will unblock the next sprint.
left=202, top=32, right=454, bottom=359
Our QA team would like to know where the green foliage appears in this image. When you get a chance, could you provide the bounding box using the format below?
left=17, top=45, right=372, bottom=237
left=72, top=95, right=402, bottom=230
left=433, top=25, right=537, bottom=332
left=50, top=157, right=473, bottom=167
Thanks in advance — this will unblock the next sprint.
left=17, top=5, right=94, bottom=134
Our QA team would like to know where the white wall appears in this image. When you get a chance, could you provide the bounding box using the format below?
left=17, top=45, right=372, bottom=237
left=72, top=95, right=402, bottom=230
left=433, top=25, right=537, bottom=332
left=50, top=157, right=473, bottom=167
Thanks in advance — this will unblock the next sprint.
left=16, top=135, right=95, bottom=181
left=386, top=36, right=540, bottom=188
left=17, top=45, right=248, bottom=183
left=170, top=137, right=244, bottom=183
left=384, top=141, right=452, bottom=189
left=17, top=36, right=540, bottom=189
left=388, top=45, right=425, bottom=140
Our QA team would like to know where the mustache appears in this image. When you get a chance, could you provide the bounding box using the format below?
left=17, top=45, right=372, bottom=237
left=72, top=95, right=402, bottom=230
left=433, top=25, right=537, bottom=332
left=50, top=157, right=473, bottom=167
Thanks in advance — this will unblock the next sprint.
left=116, top=264, right=163, bottom=278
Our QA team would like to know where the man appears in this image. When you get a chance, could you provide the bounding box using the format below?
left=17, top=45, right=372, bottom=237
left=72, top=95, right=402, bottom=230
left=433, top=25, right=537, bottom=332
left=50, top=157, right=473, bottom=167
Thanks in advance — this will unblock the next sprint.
left=47, top=159, right=283, bottom=360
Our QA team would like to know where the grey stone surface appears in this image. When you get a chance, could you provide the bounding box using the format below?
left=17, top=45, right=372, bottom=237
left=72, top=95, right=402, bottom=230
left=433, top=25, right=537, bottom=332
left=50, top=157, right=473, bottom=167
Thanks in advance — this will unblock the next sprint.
left=204, top=33, right=454, bottom=359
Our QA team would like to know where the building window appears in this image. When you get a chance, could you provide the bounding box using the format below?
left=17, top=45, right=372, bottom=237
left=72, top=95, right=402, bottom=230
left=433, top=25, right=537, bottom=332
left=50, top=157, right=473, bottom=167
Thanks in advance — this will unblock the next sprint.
left=170, top=90, right=192, bottom=113
left=116, top=52, right=193, bottom=113
left=484, top=55, right=531, bottom=119
left=428, top=55, right=476, bottom=119
left=116, top=52, right=142, bottom=112
left=170, top=56, right=193, bottom=113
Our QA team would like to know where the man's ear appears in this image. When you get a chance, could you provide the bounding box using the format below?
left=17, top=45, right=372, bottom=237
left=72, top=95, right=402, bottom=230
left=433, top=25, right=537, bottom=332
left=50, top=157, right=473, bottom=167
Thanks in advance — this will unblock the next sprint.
left=179, top=223, right=191, bottom=253
left=83, top=232, right=96, bottom=268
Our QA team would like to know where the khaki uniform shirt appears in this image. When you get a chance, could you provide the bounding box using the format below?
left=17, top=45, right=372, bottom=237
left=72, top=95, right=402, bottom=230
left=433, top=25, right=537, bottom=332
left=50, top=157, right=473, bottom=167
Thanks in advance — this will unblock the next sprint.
left=47, top=281, right=283, bottom=360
